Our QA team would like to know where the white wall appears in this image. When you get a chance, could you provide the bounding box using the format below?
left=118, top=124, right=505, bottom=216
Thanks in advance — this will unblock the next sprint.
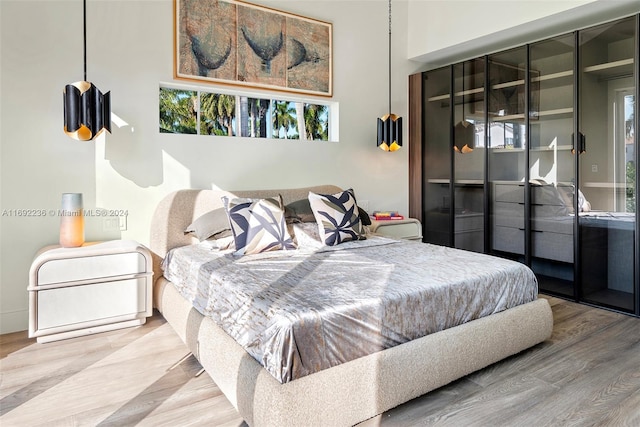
left=0, top=0, right=413, bottom=333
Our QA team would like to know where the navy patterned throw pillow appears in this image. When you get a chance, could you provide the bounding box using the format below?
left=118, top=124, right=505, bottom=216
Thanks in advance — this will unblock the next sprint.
left=222, top=195, right=297, bottom=255
left=308, top=189, right=366, bottom=246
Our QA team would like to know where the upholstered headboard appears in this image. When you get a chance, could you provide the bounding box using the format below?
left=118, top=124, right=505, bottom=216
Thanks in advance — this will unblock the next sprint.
left=149, top=185, right=343, bottom=281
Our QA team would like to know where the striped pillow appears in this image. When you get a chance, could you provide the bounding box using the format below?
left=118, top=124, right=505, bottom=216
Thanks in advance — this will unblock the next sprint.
left=222, top=195, right=297, bottom=255
left=308, top=189, right=365, bottom=246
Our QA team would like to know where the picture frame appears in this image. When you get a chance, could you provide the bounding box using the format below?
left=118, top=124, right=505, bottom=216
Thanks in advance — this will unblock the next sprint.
left=174, top=0, right=333, bottom=97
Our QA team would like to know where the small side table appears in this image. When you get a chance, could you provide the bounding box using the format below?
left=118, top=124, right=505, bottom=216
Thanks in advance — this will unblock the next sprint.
left=369, top=218, right=423, bottom=241
left=28, top=240, right=153, bottom=343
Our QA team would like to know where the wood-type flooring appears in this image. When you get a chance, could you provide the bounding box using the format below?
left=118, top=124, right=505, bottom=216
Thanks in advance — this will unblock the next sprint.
left=1, top=295, right=639, bottom=426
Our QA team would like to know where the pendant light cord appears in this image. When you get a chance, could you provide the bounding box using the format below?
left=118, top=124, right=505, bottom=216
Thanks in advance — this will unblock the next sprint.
left=83, top=0, right=87, bottom=82
left=388, top=0, right=392, bottom=115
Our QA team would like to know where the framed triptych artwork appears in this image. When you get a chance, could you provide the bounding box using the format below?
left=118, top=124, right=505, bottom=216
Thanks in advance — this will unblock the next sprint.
left=175, top=0, right=333, bottom=97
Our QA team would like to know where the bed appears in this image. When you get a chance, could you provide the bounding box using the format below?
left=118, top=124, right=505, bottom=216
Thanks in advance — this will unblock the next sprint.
left=150, top=185, right=553, bottom=426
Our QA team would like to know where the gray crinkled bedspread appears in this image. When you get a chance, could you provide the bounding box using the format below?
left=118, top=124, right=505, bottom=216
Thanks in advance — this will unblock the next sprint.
left=162, top=237, right=538, bottom=384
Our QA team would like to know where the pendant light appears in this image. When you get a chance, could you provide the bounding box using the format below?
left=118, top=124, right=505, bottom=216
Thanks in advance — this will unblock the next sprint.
left=63, top=0, right=111, bottom=141
left=376, top=0, right=402, bottom=152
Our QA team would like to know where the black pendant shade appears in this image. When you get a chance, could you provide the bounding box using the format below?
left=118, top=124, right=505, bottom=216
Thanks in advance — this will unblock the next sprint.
left=64, top=81, right=111, bottom=141
left=377, top=113, right=402, bottom=152
left=377, top=0, right=402, bottom=152
left=63, top=0, right=111, bottom=141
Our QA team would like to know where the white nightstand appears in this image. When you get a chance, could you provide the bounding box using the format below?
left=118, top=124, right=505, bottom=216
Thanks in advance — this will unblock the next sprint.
left=369, top=218, right=423, bottom=241
left=28, top=240, right=153, bottom=343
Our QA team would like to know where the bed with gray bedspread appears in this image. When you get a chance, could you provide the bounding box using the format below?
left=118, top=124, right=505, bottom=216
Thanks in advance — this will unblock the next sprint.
left=162, top=235, right=538, bottom=384
left=150, top=185, right=553, bottom=426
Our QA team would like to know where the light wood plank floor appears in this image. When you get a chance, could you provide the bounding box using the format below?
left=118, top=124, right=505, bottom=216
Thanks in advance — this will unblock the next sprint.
left=1, top=295, right=639, bottom=426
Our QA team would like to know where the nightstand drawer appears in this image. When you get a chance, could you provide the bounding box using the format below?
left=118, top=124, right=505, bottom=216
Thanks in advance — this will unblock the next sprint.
left=37, top=252, right=147, bottom=285
left=36, top=276, right=150, bottom=331
left=370, top=218, right=422, bottom=241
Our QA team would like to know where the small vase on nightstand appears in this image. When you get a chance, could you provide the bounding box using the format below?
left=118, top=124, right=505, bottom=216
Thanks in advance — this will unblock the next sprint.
left=59, top=193, right=85, bottom=247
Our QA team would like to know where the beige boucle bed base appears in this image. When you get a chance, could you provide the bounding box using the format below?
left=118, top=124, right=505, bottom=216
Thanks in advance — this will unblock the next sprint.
left=150, top=185, right=554, bottom=427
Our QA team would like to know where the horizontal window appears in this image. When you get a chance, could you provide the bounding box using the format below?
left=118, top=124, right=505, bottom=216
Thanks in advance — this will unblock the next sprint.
left=159, top=85, right=335, bottom=141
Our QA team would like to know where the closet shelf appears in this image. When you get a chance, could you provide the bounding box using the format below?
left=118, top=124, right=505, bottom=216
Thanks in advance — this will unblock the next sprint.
left=427, top=87, right=484, bottom=102
left=491, top=113, right=525, bottom=122
left=531, top=107, right=574, bottom=119
left=427, top=179, right=484, bottom=185
left=530, top=145, right=573, bottom=152
left=532, top=70, right=573, bottom=82
left=583, top=58, right=634, bottom=78
left=491, top=79, right=524, bottom=90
